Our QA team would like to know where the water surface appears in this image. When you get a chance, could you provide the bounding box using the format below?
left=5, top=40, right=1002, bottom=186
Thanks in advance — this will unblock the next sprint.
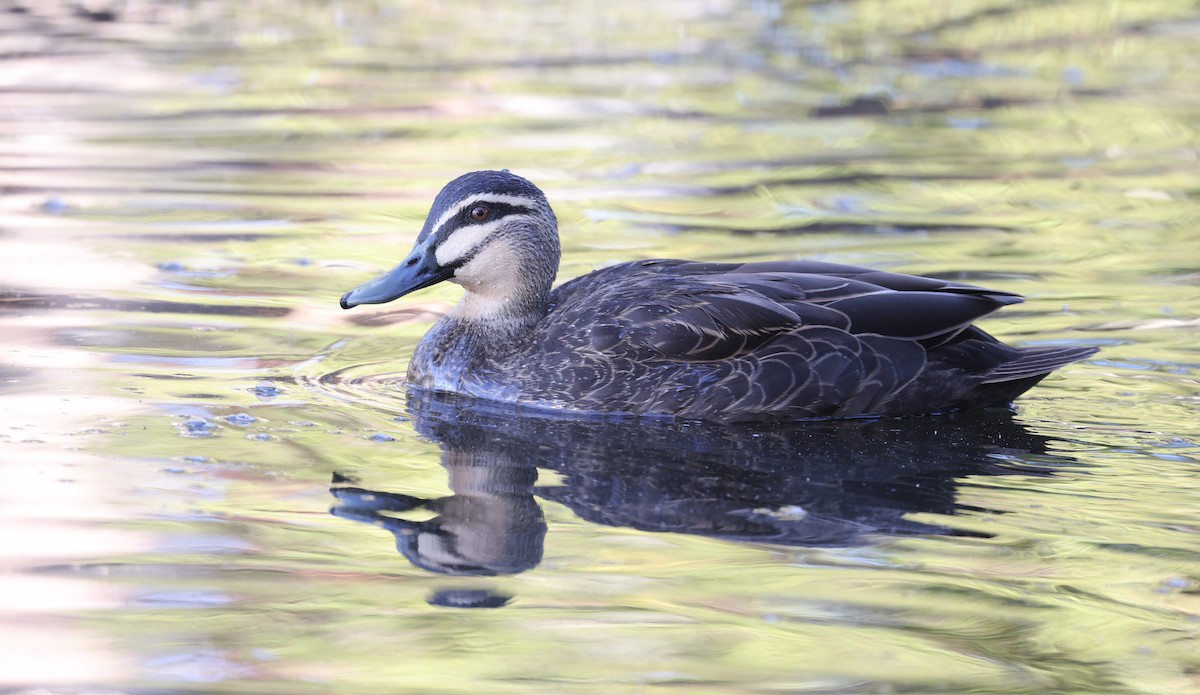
left=1, top=1, right=1197, bottom=693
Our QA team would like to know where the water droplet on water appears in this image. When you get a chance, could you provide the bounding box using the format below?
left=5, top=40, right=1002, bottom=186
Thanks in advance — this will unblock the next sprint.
left=251, top=382, right=283, bottom=401
left=179, top=418, right=218, bottom=437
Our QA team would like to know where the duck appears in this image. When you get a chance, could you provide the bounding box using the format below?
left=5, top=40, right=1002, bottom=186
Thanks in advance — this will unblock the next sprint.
left=340, top=170, right=1096, bottom=423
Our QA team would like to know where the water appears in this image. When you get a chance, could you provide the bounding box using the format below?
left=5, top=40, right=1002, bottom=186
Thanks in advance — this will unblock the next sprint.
left=1, top=1, right=1197, bottom=692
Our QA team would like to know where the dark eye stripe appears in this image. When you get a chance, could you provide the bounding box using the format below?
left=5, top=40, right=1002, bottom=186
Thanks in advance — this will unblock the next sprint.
left=434, top=202, right=531, bottom=243
left=465, top=201, right=529, bottom=220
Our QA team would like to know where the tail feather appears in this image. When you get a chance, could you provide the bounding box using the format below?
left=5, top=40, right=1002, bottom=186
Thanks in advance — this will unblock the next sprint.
left=981, top=346, right=1098, bottom=384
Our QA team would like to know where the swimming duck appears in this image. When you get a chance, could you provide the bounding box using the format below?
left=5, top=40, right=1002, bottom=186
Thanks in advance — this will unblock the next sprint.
left=340, top=170, right=1095, bottom=422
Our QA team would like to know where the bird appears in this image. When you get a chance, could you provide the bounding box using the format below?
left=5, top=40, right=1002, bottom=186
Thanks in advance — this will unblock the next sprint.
left=339, top=170, right=1096, bottom=423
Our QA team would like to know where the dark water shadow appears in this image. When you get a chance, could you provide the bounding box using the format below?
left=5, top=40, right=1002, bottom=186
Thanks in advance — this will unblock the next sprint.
left=332, top=391, right=1081, bottom=605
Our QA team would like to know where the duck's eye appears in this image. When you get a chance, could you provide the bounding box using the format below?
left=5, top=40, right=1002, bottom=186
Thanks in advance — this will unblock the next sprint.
left=469, top=205, right=490, bottom=222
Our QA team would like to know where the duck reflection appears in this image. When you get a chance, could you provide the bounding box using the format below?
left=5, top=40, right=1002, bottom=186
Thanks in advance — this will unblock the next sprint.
left=332, top=391, right=1070, bottom=578
left=331, top=456, right=546, bottom=576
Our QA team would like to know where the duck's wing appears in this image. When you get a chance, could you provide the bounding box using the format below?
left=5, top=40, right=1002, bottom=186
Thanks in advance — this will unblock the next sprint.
left=547, top=259, right=1024, bottom=362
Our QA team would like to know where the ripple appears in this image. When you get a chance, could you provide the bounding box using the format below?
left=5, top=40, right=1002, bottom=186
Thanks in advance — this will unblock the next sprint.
left=300, top=361, right=410, bottom=416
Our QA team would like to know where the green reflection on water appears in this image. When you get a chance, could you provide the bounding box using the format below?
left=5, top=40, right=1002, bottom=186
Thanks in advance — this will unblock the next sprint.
left=0, top=0, right=1197, bottom=693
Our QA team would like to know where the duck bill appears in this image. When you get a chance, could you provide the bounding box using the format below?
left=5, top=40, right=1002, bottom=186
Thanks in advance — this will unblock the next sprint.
left=340, top=253, right=453, bottom=309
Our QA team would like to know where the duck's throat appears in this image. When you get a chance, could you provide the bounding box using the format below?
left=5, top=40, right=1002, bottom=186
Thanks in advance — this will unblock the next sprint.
left=450, top=289, right=545, bottom=326
left=446, top=236, right=556, bottom=328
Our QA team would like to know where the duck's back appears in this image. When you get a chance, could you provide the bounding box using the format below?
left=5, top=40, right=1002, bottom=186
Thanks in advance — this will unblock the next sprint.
left=467, top=259, right=1094, bottom=421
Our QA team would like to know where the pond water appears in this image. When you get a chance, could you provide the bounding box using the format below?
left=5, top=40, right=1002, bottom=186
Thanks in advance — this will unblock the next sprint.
left=1, top=1, right=1198, bottom=692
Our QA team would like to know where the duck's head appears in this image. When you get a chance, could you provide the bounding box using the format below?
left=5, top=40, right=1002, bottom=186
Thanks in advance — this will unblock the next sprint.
left=340, top=170, right=560, bottom=321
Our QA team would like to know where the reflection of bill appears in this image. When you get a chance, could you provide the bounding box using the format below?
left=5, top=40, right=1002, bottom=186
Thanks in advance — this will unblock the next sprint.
left=332, top=391, right=1074, bottom=591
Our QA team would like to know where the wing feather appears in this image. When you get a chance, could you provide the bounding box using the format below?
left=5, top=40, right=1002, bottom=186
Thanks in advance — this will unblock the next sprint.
left=545, top=259, right=1026, bottom=365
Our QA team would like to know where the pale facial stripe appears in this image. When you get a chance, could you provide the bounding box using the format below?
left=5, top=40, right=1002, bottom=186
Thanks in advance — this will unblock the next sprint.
left=428, top=193, right=539, bottom=241
left=434, top=213, right=535, bottom=266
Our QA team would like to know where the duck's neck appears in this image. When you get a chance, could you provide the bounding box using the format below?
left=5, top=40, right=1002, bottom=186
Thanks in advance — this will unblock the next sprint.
left=449, top=288, right=548, bottom=334
left=445, top=233, right=558, bottom=340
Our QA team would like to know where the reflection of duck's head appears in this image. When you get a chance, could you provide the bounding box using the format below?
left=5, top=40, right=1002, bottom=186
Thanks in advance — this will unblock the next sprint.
left=389, top=498, right=542, bottom=577
left=331, top=457, right=545, bottom=576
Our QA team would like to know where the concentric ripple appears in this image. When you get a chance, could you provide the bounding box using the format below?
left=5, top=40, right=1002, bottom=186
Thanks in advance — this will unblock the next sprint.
left=299, top=360, right=411, bottom=417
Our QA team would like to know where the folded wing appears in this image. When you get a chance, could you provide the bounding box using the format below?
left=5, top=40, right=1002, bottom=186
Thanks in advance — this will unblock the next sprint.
left=549, top=259, right=1023, bottom=363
